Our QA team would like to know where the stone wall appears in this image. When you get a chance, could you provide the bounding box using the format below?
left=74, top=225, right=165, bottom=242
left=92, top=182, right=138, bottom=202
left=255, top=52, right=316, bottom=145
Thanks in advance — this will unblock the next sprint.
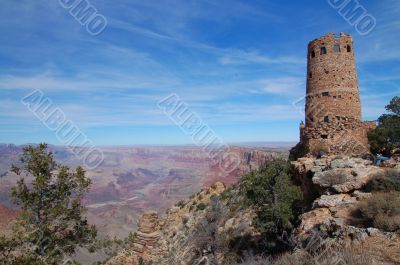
left=301, top=118, right=376, bottom=155
left=299, top=33, right=375, bottom=156
left=306, top=32, right=360, bottom=125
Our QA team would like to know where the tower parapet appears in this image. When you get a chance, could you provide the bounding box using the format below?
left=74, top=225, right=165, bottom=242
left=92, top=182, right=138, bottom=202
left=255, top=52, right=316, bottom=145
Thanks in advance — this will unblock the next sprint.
left=298, top=33, right=375, bottom=156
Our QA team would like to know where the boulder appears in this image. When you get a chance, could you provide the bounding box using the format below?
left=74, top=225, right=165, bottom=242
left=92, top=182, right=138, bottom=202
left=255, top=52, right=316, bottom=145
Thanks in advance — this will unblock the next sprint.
left=352, top=190, right=372, bottom=200
left=330, top=158, right=356, bottom=169
left=312, top=167, right=382, bottom=193
left=297, top=208, right=332, bottom=236
left=313, top=194, right=356, bottom=208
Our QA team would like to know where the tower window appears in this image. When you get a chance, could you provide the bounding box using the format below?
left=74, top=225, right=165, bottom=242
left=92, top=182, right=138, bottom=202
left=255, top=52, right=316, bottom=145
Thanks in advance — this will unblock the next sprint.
left=309, top=72, right=312, bottom=78
left=347, top=45, right=352, bottom=52
left=334, top=44, right=341, bottom=53
left=322, top=91, right=329, bottom=96
left=311, top=50, right=315, bottom=58
left=324, top=116, right=329, bottom=123
left=321, top=135, right=328, bottom=139
left=320, top=47, right=327, bottom=55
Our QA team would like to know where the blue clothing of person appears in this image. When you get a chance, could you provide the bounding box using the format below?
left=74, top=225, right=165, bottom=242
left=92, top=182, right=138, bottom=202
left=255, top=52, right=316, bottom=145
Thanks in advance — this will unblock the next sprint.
left=375, top=155, right=390, bottom=166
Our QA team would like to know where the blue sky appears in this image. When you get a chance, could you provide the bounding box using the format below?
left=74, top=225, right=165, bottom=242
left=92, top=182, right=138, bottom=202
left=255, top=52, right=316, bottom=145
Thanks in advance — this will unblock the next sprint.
left=0, top=0, right=399, bottom=145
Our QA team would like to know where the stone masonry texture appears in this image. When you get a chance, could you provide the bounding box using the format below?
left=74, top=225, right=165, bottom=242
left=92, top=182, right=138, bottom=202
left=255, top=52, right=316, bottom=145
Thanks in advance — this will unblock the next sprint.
left=300, top=33, right=376, bottom=156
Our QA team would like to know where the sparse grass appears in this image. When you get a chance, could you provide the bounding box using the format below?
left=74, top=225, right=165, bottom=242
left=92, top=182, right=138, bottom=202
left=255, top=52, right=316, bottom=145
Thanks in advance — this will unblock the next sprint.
left=228, top=245, right=379, bottom=265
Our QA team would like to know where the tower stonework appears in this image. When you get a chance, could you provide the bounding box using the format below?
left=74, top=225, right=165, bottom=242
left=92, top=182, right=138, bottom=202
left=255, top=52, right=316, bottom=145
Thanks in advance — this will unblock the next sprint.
left=299, top=33, right=375, bottom=156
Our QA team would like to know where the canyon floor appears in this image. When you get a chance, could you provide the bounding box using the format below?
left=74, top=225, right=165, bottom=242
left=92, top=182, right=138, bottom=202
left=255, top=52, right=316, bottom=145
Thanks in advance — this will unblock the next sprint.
left=0, top=143, right=291, bottom=239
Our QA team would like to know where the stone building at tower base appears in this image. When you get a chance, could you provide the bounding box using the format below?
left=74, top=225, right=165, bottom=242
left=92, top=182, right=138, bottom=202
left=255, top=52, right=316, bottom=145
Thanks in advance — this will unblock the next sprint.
left=299, top=118, right=376, bottom=156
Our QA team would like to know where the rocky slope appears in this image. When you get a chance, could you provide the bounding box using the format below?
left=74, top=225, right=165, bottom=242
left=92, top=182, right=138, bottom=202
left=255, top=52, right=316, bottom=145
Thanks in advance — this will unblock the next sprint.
left=107, top=155, right=400, bottom=265
left=292, top=155, right=400, bottom=264
left=106, top=182, right=260, bottom=265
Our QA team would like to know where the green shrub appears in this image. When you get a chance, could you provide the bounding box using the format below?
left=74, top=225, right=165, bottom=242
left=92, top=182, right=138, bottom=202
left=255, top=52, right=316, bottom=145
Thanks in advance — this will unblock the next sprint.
left=359, top=191, right=400, bottom=232
left=239, top=159, right=303, bottom=252
left=220, top=186, right=233, bottom=201
left=125, top=232, right=137, bottom=247
left=1, top=144, right=98, bottom=264
left=175, top=200, right=186, bottom=208
left=196, top=202, right=207, bottom=211
left=368, top=96, right=400, bottom=156
left=210, top=194, right=217, bottom=201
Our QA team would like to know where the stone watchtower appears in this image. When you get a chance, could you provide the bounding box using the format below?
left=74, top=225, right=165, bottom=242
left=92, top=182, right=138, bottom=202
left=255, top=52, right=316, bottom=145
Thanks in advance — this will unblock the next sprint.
left=299, top=33, right=375, bottom=156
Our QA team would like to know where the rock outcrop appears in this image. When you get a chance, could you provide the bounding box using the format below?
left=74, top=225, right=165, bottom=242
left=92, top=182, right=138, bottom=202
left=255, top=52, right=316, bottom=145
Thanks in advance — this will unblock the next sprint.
left=108, top=156, right=400, bottom=265
left=130, top=211, right=165, bottom=264
left=292, top=155, right=400, bottom=264
left=106, top=182, right=256, bottom=265
left=206, top=146, right=285, bottom=187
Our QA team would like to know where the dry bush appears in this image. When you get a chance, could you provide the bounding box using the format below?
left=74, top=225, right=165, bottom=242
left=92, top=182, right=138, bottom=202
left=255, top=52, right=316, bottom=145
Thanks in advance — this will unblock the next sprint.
left=364, top=169, right=400, bottom=192
left=373, top=213, right=400, bottom=232
left=359, top=192, right=400, bottom=232
left=229, top=245, right=378, bottom=265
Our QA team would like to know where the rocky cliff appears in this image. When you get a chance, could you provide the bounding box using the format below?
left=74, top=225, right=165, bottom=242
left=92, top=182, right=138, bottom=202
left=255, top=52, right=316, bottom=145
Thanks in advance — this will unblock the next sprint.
left=292, top=156, right=400, bottom=264
left=107, top=155, right=400, bottom=265
left=106, top=181, right=260, bottom=265
left=205, top=146, right=285, bottom=187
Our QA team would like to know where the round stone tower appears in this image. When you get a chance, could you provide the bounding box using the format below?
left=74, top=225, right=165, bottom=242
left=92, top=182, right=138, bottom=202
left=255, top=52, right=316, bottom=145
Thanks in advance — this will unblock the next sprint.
left=298, top=33, right=376, bottom=156
left=305, top=32, right=361, bottom=126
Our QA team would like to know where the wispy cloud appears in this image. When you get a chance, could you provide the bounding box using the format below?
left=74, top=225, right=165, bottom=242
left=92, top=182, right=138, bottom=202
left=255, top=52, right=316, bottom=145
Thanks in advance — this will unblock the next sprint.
left=356, top=0, right=400, bottom=63
left=259, top=77, right=304, bottom=95
left=0, top=0, right=397, bottom=144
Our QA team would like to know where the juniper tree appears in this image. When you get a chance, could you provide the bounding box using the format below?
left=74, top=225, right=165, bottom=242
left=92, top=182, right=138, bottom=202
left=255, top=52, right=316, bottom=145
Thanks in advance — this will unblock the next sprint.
left=4, top=143, right=97, bottom=264
left=368, top=96, right=400, bottom=156
left=240, top=159, right=302, bottom=252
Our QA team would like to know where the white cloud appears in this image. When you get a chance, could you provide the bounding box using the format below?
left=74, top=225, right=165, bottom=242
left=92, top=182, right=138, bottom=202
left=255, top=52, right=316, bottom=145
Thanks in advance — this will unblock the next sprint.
left=259, top=77, right=304, bottom=95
